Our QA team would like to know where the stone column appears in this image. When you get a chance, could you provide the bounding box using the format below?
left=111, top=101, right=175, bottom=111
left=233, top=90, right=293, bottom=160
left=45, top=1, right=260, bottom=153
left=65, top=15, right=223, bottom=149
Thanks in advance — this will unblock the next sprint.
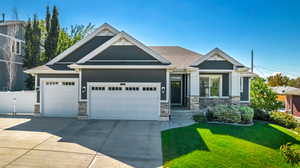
left=231, top=96, right=241, bottom=105
left=189, top=96, right=200, bottom=111
left=78, top=101, right=88, bottom=119
left=160, top=102, right=170, bottom=120
left=34, top=104, right=40, bottom=116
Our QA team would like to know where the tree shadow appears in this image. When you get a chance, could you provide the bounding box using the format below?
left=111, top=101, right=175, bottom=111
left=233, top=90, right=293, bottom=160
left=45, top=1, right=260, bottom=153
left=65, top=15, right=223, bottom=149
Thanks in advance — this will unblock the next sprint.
left=161, top=125, right=209, bottom=163
left=4, top=116, right=162, bottom=168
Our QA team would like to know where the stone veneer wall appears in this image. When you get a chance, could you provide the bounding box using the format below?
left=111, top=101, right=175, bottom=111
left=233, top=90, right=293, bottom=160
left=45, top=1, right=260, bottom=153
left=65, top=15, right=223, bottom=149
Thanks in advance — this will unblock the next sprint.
left=189, top=96, right=200, bottom=110
left=160, top=102, right=170, bottom=117
left=78, top=101, right=87, bottom=116
left=34, top=104, right=40, bottom=114
left=198, top=97, right=243, bottom=109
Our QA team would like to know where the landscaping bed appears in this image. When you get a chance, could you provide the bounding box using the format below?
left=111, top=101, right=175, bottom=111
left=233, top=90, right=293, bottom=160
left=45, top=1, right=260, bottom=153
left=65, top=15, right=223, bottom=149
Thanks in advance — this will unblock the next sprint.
left=162, top=121, right=300, bottom=168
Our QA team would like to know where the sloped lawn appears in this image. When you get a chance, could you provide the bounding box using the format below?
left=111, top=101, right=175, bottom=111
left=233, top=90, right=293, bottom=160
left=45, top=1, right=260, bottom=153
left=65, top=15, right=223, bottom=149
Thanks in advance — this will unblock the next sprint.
left=162, top=121, right=300, bottom=168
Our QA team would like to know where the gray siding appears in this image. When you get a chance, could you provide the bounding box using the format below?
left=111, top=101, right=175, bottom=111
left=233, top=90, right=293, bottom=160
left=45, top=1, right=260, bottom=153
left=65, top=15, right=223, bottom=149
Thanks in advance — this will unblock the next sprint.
left=199, top=73, right=229, bottom=97
left=81, top=69, right=167, bottom=100
left=0, top=61, right=8, bottom=90
left=36, top=74, right=79, bottom=103
left=197, top=60, right=234, bottom=70
left=91, top=45, right=157, bottom=60
left=59, top=36, right=113, bottom=62
left=241, top=77, right=250, bottom=101
left=0, top=61, right=25, bottom=91
left=0, top=23, right=25, bottom=91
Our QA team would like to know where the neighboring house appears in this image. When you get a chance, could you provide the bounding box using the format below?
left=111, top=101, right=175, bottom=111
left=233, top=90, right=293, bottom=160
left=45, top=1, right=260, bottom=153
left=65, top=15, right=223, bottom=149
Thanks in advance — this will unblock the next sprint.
left=0, top=20, right=26, bottom=91
left=272, top=86, right=300, bottom=117
left=25, top=23, right=254, bottom=120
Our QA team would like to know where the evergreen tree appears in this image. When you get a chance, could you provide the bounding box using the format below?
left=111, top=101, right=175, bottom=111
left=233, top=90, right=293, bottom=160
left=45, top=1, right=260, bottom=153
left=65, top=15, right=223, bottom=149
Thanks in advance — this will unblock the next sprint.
left=44, top=6, right=51, bottom=62
left=44, top=6, right=60, bottom=62
left=45, top=6, right=51, bottom=34
left=24, top=18, right=35, bottom=89
left=24, top=18, right=32, bottom=69
left=32, top=14, right=41, bottom=65
left=49, top=6, right=60, bottom=59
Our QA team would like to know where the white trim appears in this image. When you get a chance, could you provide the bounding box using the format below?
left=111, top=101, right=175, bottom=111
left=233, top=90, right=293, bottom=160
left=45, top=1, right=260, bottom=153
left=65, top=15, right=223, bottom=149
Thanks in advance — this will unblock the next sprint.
left=0, top=59, right=23, bottom=65
left=79, top=69, right=82, bottom=102
left=191, top=48, right=244, bottom=67
left=46, top=23, right=119, bottom=65
left=199, top=74, right=223, bottom=98
left=240, top=73, right=256, bottom=77
left=24, top=70, right=79, bottom=74
left=87, top=60, right=160, bottom=62
left=0, top=33, right=25, bottom=43
left=68, top=64, right=171, bottom=70
left=77, top=31, right=171, bottom=64
left=34, top=74, right=38, bottom=104
left=198, top=69, right=233, bottom=73
left=240, top=77, right=244, bottom=93
left=166, top=71, right=170, bottom=103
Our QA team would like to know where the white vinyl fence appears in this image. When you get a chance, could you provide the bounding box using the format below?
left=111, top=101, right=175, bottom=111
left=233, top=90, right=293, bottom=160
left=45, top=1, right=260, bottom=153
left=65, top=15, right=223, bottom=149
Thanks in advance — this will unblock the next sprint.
left=0, top=91, right=35, bottom=114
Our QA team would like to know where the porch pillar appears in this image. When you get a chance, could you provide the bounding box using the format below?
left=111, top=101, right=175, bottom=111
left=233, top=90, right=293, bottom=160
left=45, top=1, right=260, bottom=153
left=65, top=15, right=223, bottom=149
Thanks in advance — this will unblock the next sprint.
left=189, top=70, right=200, bottom=110
left=230, top=71, right=241, bottom=104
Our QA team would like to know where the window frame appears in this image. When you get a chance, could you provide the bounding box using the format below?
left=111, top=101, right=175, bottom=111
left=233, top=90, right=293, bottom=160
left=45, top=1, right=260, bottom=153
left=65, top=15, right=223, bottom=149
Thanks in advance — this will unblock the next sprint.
left=199, top=75, right=223, bottom=98
left=240, top=77, right=244, bottom=93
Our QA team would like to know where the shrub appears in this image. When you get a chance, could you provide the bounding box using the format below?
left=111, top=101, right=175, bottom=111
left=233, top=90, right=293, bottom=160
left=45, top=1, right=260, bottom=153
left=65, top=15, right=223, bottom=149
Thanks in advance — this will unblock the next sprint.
left=224, top=105, right=241, bottom=123
left=280, top=142, right=300, bottom=166
left=294, top=127, right=300, bottom=134
left=193, top=114, right=206, bottom=122
left=212, top=104, right=228, bottom=122
left=240, top=106, right=254, bottom=124
left=253, top=109, right=270, bottom=121
left=211, top=104, right=241, bottom=123
left=270, top=111, right=298, bottom=129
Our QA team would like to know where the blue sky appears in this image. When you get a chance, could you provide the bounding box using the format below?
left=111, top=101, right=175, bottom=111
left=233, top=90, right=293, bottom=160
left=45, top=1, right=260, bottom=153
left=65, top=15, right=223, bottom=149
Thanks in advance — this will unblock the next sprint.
left=1, top=0, right=300, bottom=77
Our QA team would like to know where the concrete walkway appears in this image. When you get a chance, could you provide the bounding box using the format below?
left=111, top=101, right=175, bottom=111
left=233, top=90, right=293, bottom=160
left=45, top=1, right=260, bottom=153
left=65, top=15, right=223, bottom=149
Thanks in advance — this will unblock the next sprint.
left=160, top=112, right=196, bottom=131
left=0, top=116, right=162, bottom=168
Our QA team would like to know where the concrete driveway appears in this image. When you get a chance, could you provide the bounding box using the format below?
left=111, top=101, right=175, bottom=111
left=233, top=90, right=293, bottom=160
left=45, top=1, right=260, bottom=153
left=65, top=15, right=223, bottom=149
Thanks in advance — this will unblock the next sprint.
left=0, top=116, right=162, bottom=168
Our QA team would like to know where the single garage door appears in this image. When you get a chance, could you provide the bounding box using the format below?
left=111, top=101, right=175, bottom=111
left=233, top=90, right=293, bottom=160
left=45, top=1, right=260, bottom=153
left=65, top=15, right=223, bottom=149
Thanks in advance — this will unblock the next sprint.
left=89, top=82, right=160, bottom=120
left=41, top=78, right=79, bottom=117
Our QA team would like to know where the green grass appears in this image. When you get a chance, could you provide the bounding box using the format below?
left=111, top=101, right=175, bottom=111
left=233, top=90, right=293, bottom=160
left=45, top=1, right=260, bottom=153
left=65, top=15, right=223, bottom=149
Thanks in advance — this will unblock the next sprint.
left=162, top=121, right=300, bottom=168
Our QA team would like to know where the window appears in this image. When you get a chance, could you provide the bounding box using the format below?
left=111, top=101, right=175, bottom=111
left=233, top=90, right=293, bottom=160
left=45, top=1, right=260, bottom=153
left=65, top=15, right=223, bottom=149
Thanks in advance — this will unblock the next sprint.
left=11, top=41, right=21, bottom=55
left=200, top=75, right=222, bottom=97
left=125, top=87, right=139, bottom=91
left=142, top=87, right=157, bottom=91
left=16, top=41, right=21, bottom=55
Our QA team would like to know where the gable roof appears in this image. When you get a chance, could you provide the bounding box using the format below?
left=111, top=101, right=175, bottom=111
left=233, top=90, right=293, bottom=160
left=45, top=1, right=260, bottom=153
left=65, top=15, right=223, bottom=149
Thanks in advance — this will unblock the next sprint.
left=47, top=23, right=119, bottom=65
left=191, top=48, right=244, bottom=67
left=76, top=31, right=171, bottom=64
left=149, top=46, right=202, bottom=69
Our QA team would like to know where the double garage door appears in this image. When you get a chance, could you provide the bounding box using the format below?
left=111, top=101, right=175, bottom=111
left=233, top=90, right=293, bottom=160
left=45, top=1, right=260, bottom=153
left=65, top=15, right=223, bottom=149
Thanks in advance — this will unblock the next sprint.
left=89, top=83, right=160, bottom=120
left=41, top=79, right=160, bottom=120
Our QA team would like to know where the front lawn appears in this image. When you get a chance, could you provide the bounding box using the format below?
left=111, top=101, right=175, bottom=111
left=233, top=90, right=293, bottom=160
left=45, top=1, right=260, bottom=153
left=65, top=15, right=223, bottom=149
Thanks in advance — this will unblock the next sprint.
left=162, top=121, right=300, bottom=168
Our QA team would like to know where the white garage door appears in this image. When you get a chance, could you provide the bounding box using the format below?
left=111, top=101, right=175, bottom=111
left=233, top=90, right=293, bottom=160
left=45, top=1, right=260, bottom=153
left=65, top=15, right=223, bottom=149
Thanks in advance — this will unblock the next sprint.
left=41, top=78, right=79, bottom=117
left=89, top=83, right=160, bottom=120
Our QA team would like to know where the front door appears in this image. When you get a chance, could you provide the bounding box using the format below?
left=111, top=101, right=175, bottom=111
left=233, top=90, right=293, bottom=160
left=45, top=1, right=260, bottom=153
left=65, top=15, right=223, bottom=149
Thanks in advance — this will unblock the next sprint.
left=171, top=80, right=182, bottom=105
